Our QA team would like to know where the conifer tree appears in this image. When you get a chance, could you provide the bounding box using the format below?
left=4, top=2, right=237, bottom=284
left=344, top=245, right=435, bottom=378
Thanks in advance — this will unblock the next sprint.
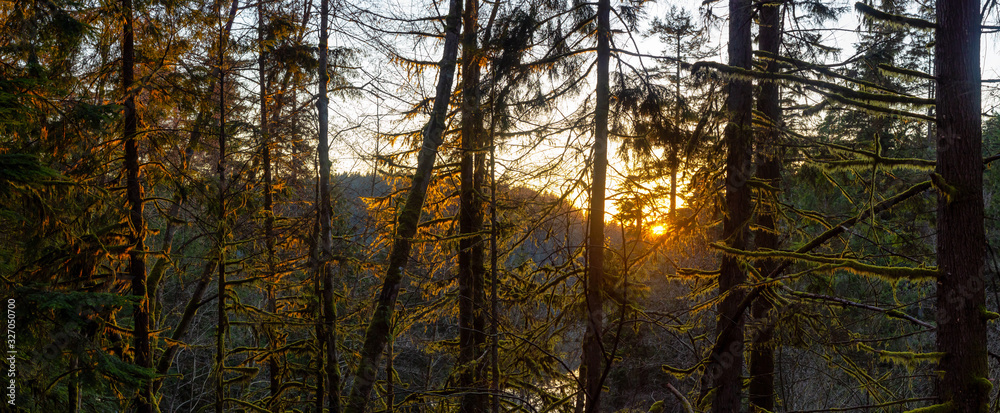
left=748, top=1, right=782, bottom=411
left=707, top=0, right=753, bottom=410
left=122, top=0, right=153, bottom=409
left=317, top=0, right=342, bottom=409
left=459, top=0, right=488, bottom=411
left=214, top=2, right=231, bottom=410
left=582, top=0, right=610, bottom=411
left=934, top=0, right=988, bottom=410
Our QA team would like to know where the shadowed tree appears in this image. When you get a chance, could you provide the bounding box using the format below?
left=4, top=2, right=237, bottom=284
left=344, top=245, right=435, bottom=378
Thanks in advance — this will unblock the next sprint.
left=317, top=0, right=343, bottom=410
left=458, top=0, right=488, bottom=412
left=934, top=0, right=988, bottom=411
left=748, top=1, right=782, bottom=412
left=122, top=0, right=152, bottom=409
left=706, top=0, right=753, bottom=411
left=343, top=0, right=464, bottom=411
left=581, top=0, right=610, bottom=411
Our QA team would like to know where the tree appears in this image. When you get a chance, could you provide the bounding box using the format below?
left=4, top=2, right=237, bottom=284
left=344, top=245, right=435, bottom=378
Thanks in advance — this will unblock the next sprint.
left=317, top=0, right=343, bottom=409
left=706, top=0, right=752, bottom=411
left=342, top=0, right=464, bottom=411
left=748, top=1, right=782, bottom=411
left=581, top=0, right=610, bottom=411
left=458, top=0, right=489, bottom=412
left=647, top=6, right=715, bottom=220
left=214, top=1, right=232, bottom=410
left=934, top=0, right=988, bottom=410
left=121, top=0, right=153, bottom=408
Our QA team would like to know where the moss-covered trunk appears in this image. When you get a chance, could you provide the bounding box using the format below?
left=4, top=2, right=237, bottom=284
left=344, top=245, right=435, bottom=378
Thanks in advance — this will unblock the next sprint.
left=122, top=0, right=152, bottom=409
left=343, top=0, right=463, bottom=411
left=317, top=0, right=342, bottom=410
left=459, top=0, right=488, bottom=412
left=748, top=2, right=781, bottom=412
left=214, top=4, right=231, bottom=410
left=709, top=0, right=752, bottom=411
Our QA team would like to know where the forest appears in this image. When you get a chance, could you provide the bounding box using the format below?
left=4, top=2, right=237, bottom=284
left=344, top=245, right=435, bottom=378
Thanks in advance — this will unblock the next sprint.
left=2, top=0, right=1000, bottom=411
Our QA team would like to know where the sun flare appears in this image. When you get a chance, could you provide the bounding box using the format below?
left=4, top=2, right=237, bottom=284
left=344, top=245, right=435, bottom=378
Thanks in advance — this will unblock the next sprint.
left=650, top=224, right=666, bottom=235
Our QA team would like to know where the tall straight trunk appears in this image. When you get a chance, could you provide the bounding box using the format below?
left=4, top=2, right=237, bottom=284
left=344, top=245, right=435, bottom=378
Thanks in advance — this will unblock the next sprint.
left=582, top=0, right=610, bottom=411
left=317, top=0, right=342, bottom=410
left=669, top=33, right=682, bottom=220
left=709, top=0, right=752, bottom=411
left=489, top=105, right=500, bottom=413
left=459, top=0, right=487, bottom=412
left=258, top=2, right=281, bottom=407
left=309, top=214, right=325, bottom=413
left=343, top=0, right=463, bottom=412
left=123, top=0, right=152, bottom=409
left=748, top=3, right=781, bottom=411
left=934, top=0, right=987, bottom=411
left=150, top=1, right=239, bottom=394
left=214, top=4, right=229, bottom=411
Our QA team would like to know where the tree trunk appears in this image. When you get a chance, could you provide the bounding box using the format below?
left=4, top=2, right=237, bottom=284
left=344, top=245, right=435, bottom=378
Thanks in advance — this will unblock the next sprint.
left=317, top=0, right=342, bottom=410
left=258, top=2, right=282, bottom=408
left=342, top=0, right=463, bottom=411
left=150, top=0, right=238, bottom=393
left=459, top=0, right=488, bottom=412
left=214, top=4, right=229, bottom=410
left=934, top=0, right=988, bottom=411
left=122, top=0, right=152, bottom=409
left=582, top=0, right=610, bottom=411
left=708, top=0, right=752, bottom=411
left=748, top=2, right=781, bottom=412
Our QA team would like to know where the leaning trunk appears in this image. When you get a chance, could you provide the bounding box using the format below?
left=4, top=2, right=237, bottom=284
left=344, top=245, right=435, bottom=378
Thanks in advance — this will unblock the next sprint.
left=342, top=0, right=463, bottom=411
left=708, top=0, right=752, bottom=411
left=934, top=0, right=988, bottom=411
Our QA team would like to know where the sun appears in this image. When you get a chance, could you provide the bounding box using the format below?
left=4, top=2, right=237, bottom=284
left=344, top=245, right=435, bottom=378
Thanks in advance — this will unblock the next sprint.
left=649, top=224, right=666, bottom=235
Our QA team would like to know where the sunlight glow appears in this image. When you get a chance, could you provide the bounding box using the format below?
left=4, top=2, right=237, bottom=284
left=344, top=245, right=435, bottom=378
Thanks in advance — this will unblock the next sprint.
left=650, top=224, right=667, bottom=235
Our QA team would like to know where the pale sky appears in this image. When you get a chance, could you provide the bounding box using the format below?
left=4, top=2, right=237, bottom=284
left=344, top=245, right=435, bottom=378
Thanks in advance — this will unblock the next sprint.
left=326, top=0, right=1000, bottom=225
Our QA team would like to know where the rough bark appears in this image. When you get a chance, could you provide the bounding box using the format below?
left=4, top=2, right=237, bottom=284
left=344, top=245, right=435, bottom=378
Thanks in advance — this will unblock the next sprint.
left=122, top=0, right=152, bottom=409
left=935, top=0, right=988, bottom=411
left=582, top=0, right=610, bottom=411
left=708, top=0, right=752, bottom=411
left=342, top=0, right=463, bottom=411
left=748, top=2, right=781, bottom=412
left=459, top=0, right=488, bottom=412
